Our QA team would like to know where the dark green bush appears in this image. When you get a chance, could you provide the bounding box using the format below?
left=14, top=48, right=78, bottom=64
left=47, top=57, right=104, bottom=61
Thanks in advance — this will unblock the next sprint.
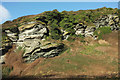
left=50, top=28, right=62, bottom=40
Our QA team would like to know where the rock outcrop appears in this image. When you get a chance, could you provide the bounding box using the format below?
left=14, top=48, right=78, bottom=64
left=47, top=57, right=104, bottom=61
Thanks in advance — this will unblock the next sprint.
left=2, top=14, right=120, bottom=63
left=5, top=22, right=64, bottom=63
left=18, top=23, right=48, bottom=42
left=22, top=41, right=64, bottom=62
left=74, top=23, right=96, bottom=37
left=5, top=30, right=18, bottom=42
left=0, top=42, right=12, bottom=64
left=74, top=23, right=87, bottom=36
left=74, top=14, right=119, bottom=38
left=94, top=15, right=120, bottom=30
left=0, top=55, right=6, bottom=64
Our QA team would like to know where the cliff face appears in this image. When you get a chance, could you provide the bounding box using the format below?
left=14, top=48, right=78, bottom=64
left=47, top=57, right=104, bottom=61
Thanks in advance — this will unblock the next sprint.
left=0, top=7, right=119, bottom=63
left=4, top=23, right=65, bottom=63
left=1, top=7, right=119, bottom=78
left=1, top=14, right=119, bottom=63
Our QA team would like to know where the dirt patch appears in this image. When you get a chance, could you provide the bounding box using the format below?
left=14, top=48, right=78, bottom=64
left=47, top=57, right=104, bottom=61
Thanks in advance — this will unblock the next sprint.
left=95, top=31, right=118, bottom=62
left=103, top=31, right=118, bottom=46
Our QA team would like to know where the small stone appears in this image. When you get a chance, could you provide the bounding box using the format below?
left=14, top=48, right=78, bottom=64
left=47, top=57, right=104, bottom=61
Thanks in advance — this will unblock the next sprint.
left=98, top=39, right=109, bottom=45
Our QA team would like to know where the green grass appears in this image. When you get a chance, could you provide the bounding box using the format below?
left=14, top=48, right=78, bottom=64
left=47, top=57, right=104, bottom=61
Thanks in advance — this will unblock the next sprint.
left=80, top=43, right=109, bottom=55
left=33, top=43, right=109, bottom=73
left=35, top=55, right=95, bottom=72
left=67, top=34, right=85, bottom=42
left=94, top=26, right=112, bottom=39
left=21, top=40, right=118, bottom=76
left=2, top=66, right=13, bottom=77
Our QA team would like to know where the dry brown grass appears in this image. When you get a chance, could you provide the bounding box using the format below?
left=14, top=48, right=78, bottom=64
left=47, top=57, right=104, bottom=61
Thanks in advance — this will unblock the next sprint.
left=3, top=44, right=45, bottom=77
left=4, top=45, right=26, bottom=76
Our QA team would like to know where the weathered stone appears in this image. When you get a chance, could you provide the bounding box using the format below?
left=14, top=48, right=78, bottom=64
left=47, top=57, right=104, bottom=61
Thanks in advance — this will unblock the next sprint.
left=22, top=41, right=64, bottom=63
left=18, top=24, right=48, bottom=41
left=18, top=23, right=35, bottom=32
left=0, top=55, right=6, bottom=64
left=5, top=30, right=18, bottom=42
left=75, top=29, right=84, bottom=35
left=4, top=22, right=64, bottom=63
left=98, top=39, right=109, bottom=45
left=94, top=14, right=119, bottom=30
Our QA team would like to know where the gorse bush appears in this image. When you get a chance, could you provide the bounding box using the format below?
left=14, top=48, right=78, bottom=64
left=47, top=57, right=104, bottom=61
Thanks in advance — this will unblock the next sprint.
left=93, top=26, right=112, bottom=39
left=50, top=28, right=62, bottom=40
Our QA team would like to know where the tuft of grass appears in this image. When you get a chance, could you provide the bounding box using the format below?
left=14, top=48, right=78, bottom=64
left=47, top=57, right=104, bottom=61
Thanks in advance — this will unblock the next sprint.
left=2, top=66, right=13, bottom=77
left=80, top=43, right=107, bottom=55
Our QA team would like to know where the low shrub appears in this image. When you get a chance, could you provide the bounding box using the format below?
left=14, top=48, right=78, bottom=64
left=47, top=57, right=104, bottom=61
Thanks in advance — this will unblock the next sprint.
left=50, top=28, right=62, bottom=40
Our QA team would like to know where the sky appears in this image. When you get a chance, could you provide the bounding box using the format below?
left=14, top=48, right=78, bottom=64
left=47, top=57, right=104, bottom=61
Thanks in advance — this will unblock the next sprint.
left=1, top=0, right=120, bottom=2
left=0, top=2, right=119, bottom=24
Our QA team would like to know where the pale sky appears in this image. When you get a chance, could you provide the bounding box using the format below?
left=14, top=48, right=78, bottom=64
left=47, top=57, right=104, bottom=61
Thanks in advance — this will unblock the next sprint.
left=1, top=0, right=120, bottom=2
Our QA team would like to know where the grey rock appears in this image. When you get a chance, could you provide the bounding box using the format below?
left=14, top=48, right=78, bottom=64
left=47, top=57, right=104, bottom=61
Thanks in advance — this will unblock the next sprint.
left=22, top=41, right=64, bottom=63
left=0, top=55, right=6, bottom=64
left=84, top=27, right=96, bottom=37
left=4, top=23, right=63, bottom=63
left=74, top=23, right=87, bottom=36
left=5, top=30, right=18, bottom=42
left=94, top=14, right=119, bottom=30
left=18, top=24, right=48, bottom=41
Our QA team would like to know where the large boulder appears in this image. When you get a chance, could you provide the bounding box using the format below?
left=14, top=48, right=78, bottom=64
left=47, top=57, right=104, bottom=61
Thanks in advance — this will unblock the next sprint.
left=21, top=40, right=64, bottom=63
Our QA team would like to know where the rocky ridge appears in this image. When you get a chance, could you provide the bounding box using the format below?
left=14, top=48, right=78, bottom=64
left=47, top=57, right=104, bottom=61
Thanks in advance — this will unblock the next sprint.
left=74, top=15, right=119, bottom=37
left=4, top=23, right=64, bottom=63
left=1, top=14, right=119, bottom=63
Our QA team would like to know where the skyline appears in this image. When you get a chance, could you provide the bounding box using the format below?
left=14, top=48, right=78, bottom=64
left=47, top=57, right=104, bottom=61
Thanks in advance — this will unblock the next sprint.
left=1, top=2, right=118, bottom=24
left=1, top=0, right=120, bottom=2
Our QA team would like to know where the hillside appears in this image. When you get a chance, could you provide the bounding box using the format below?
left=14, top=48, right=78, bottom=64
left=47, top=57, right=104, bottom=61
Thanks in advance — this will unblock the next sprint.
left=1, top=7, right=119, bottom=79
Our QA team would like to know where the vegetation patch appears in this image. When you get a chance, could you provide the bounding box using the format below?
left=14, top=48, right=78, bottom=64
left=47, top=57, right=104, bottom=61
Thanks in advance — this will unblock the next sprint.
left=94, top=26, right=112, bottom=39
left=80, top=43, right=108, bottom=55
left=2, top=66, right=13, bottom=77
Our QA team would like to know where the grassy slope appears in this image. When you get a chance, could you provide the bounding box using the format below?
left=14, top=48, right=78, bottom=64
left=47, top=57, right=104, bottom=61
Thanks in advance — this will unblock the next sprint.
left=13, top=31, right=117, bottom=78
left=32, top=42, right=117, bottom=77
left=2, top=31, right=118, bottom=78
